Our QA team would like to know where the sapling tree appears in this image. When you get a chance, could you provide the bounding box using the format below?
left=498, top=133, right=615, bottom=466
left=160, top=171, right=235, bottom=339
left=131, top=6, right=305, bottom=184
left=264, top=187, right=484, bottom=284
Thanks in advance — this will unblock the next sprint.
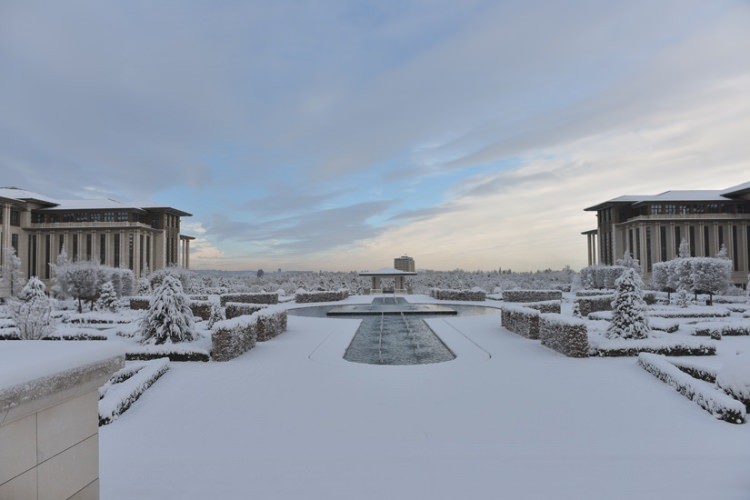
left=2, top=246, right=25, bottom=297
left=140, top=275, right=195, bottom=344
left=9, top=277, right=53, bottom=340
left=606, top=268, right=650, bottom=339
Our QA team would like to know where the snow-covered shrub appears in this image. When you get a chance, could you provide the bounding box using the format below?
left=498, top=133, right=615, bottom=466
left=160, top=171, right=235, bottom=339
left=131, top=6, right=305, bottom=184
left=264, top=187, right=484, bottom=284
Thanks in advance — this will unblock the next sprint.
left=502, top=290, right=562, bottom=302
left=139, top=275, right=195, bottom=344
left=1, top=246, right=25, bottom=296
left=575, top=295, right=614, bottom=317
left=254, top=306, right=288, bottom=342
left=295, top=289, right=349, bottom=303
left=137, top=277, right=151, bottom=295
left=430, top=289, right=486, bottom=301
left=148, top=266, right=193, bottom=293
left=501, top=303, right=540, bottom=339
left=575, top=290, right=614, bottom=297
left=580, top=265, right=626, bottom=289
left=638, top=353, right=745, bottom=424
left=539, top=313, right=589, bottom=358
left=590, top=336, right=715, bottom=357
left=189, top=300, right=213, bottom=321
left=211, top=316, right=258, bottom=362
left=518, top=300, right=561, bottom=314
left=8, top=277, right=53, bottom=340
left=606, top=268, right=649, bottom=340
left=99, top=358, right=170, bottom=425
left=650, top=307, right=730, bottom=319
left=692, top=322, right=750, bottom=339
left=207, top=302, right=225, bottom=329
left=96, top=281, right=119, bottom=312
left=225, top=302, right=267, bottom=319
left=129, top=296, right=150, bottom=310
left=716, top=352, right=750, bottom=409
left=220, top=292, right=279, bottom=306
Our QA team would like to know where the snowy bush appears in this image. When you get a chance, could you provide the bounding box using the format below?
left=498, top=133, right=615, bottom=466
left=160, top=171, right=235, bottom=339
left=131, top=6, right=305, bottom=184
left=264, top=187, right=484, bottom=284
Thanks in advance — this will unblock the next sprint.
left=220, top=292, right=279, bottom=306
left=254, top=306, right=288, bottom=342
left=502, top=290, right=562, bottom=302
left=430, top=289, right=486, bottom=301
left=129, top=296, right=151, bottom=310
left=606, top=268, right=649, bottom=340
left=211, top=316, right=258, bottom=362
left=148, top=266, right=193, bottom=292
left=295, top=289, right=349, bottom=303
left=519, top=300, right=561, bottom=314
left=189, top=300, right=213, bottom=321
left=500, top=304, right=540, bottom=339
left=8, top=277, right=53, bottom=340
left=539, top=313, right=589, bottom=358
left=580, top=265, right=626, bottom=289
left=692, top=322, right=750, bottom=339
left=638, top=353, right=745, bottom=424
left=716, top=352, right=750, bottom=409
left=207, top=302, right=225, bottom=329
left=650, top=307, right=730, bottom=319
left=96, top=281, right=119, bottom=312
left=225, top=302, right=267, bottom=319
left=575, top=295, right=614, bottom=317
left=575, top=290, right=614, bottom=297
left=99, top=358, right=170, bottom=425
left=1, top=246, right=25, bottom=296
left=139, top=275, right=196, bottom=344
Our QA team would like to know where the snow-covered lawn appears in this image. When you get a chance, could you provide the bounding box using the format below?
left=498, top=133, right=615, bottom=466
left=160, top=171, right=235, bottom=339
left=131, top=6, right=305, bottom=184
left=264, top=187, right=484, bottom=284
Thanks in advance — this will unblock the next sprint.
left=99, top=310, right=750, bottom=499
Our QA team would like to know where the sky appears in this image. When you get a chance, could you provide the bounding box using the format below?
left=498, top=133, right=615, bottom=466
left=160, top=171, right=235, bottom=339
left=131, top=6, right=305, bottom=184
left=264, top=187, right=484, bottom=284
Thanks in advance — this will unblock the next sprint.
left=1, top=0, right=749, bottom=272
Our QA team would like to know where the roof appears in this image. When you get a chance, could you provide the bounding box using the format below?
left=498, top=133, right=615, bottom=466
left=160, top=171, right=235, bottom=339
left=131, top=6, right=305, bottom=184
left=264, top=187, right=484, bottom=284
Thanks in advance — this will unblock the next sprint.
left=0, top=187, right=58, bottom=205
left=39, top=199, right=147, bottom=212
left=585, top=182, right=750, bottom=211
left=359, top=267, right=417, bottom=276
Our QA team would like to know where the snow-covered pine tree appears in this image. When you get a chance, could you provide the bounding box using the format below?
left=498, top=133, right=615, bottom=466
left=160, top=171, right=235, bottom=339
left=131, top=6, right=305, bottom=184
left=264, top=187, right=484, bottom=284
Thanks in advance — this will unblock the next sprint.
left=606, top=268, right=650, bottom=339
left=140, top=274, right=195, bottom=344
left=207, top=302, right=225, bottom=329
left=96, top=281, right=119, bottom=312
left=716, top=243, right=729, bottom=260
left=9, top=277, right=53, bottom=340
left=137, top=277, right=151, bottom=295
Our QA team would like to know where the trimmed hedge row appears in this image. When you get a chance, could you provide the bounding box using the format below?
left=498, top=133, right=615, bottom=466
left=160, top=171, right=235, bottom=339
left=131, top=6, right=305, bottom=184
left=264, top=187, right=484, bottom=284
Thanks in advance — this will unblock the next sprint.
left=638, top=353, right=745, bottom=424
left=501, top=304, right=540, bottom=339
left=126, top=349, right=210, bottom=362
left=520, top=300, right=561, bottom=314
left=99, top=358, right=170, bottom=425
left=503, top=290, right=562, bottom=303
left=225, top=302, right=267, bottom=319
left=220, top=293, right=278, bottom=306
left=211, top=306, right=288, bottom=361
left=539, top=313, right=589, bottom=358
left=590, top=337, right=716, bottom=357
left=575, top=290, right=614, bottom=297
left=190, top=300, right=213, bottom=321
left=129, top=296, right=150, bottom=310
left=295, top=290, right=349, bottom=303
left=575, top=295, right=613, bottom=317
left=692, top=322, right=750, bottom=339
left=430, top=289, right=486, bottom=301
left=650, top=307, right=730, bottom=319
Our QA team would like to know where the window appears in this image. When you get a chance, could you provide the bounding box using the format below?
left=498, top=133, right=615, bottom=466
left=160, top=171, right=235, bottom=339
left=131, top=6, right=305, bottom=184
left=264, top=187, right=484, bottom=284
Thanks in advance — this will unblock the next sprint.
left=12, top=233, right=19, bottom=253
left=45, top=235, right=51, bottom=279
left=10, top=210, right=20, bottom=226
left=100, top=234, right=106, bottom=265
left=645, top=227, right=652, bottom=272
left=73, top=234, right=78, bottom=261
left=114, top=234, right=120, bottom=267
left=732, top=226, right=739, bottom=271
left=146, top=235, right=151, bottom=270
left=704, top=226, right=710, bottom=257
left=128, top=233, right=134, bottom=270
left=675, top=226, right=681, bottom=254
left=635, top=228, right=641, bottom=265
left=104, top=212, right=114, bottom=222
left=689, top=226, right=696, bottom=257
left=660, top=227, right=667, bottom=262
left=59, top=234, right=64, bottom=254
left=86, top=234, right=92, bottom=261
left=718, top=226, right=724, bottom=251
left=28, top=234, right=36, bottom=278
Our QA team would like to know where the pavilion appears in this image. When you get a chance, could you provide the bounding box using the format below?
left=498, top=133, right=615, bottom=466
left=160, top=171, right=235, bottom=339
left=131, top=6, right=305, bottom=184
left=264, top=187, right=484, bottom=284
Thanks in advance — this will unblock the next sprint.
left=359, top=267, right=417, bottom=294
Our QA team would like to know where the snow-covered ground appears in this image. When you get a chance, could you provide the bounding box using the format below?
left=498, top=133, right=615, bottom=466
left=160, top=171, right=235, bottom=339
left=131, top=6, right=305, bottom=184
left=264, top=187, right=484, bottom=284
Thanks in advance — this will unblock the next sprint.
left=98, top=299, right=750, bottom=500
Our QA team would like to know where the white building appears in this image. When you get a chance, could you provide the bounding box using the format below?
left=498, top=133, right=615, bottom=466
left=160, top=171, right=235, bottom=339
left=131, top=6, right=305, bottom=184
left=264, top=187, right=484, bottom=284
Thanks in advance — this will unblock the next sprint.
left=1, top=187, right=192, bottom=299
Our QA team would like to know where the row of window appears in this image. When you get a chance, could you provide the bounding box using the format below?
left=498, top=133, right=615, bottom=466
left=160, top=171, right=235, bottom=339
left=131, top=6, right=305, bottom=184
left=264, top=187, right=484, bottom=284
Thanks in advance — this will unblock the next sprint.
left=647, top=202, right=750, bottom=216
left=31, top=210, right=150, bottom=225
left=0, top=210, right=22, bottom=226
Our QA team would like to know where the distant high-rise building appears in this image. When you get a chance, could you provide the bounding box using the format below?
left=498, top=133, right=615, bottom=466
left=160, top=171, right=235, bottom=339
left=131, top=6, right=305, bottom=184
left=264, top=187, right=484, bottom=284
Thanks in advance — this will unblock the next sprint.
left=394, top=255, right=415, bottom=272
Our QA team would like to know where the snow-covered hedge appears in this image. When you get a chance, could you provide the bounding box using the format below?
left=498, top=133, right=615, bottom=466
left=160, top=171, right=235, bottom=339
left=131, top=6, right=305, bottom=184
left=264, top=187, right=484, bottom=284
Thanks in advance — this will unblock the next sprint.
left=648, top=317, right=680, bottom=333
left=502, top=290, right=562, bottom=303
left=716, top=353, right=750, bottom=410
left=589, top=335, right=716, bottom=357
left=99, top=358, right=170, bottom=425
left=62, top=312, right=132, bottom=324
left=575, top=289, right=614, bottom=297
left=129, top=296, right=150, bottom=310
left=519, top=300, right=561, bottom=314
left=295, top=289, right=349, bottom=303
left=188, top=294, right=209, bottom=301
left=650, top=307, right=730, bottom=319
left=669, top=358, right=717, bottom=383
left=190, top=300, right=213, bottom=320
left=575, top=295, right=614, bottom=317
left=211, top=316, right=258, bottom=362
left=430, top=289, right=486, bottom=301
left=220, top=292, right=278, bottom=306
left=637, top=353, right=745, bottom=424
left=225, top=302, right=267, bottom=319
left=254, top=306, right=288, bottom=342
left=539, top=313, right=588, bottom=358
left=692, top=321, right=750, bottom=339
left=126, top=345, right=210, bottom=362
left=580, top=265, right=627, bottom=289
left=501, top=303, right=540, bottom=339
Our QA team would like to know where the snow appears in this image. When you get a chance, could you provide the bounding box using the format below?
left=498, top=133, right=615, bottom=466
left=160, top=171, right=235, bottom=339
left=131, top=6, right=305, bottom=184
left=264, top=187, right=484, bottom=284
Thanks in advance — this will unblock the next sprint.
left=99, top=309, right=750, bottom=499
left=0, top=341, right=127, bottom=391
left=716, top=352, right=750, bottom=401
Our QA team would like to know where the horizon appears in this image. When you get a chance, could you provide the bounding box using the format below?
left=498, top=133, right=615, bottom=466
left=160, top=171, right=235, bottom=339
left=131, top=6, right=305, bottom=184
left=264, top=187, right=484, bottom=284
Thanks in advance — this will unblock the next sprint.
left=2, top=1, right=749, bottom=272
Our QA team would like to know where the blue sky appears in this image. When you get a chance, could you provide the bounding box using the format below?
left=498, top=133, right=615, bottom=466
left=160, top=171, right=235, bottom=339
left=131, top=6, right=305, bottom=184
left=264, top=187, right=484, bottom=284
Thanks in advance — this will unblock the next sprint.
left=2, top=0, right=749, bottom=271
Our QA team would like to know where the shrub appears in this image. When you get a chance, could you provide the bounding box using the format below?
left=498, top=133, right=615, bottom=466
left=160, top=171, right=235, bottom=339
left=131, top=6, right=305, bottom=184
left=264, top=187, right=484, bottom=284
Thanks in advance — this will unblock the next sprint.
left=502, top=290, right=562, bottom=302
left=539, top=314, right=588, bottom=358
left=139, top=275, right=195, bottom=344
left=220, top=292, right=279, bottom=306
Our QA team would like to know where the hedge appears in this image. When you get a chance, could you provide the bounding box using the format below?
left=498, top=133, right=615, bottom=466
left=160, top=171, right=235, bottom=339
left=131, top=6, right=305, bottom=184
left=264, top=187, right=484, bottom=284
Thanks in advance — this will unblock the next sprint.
left=692, top=322, right=750, bottom=339
left=501, top=303, right=540, bottom=339
left=520, top=300, right=561, bottom=314
left=295, top=290, right=349, bottom=303
left=190, top=300, right=213, bottom=321
left=589, top=336, right=716, bottom=357
left=575, top=295, right=614, bottom=317
left=225, top=302, right=267, bottom=319
left=211, top=306, right=288, bottom=361
left=219, top=292, right=279, bottom=306
left=503, top=290, right=562, bottom=302
left=430, top=289, right=486, bottom=301
left=126, top=345, right=210, bottom=362
left=539, top=313, right=589, bottom=358
left=129, top=296, right=150, bottom=310
left=638, top=353, right=745, bottom=424
left=99, top=358, right=170, bottom=425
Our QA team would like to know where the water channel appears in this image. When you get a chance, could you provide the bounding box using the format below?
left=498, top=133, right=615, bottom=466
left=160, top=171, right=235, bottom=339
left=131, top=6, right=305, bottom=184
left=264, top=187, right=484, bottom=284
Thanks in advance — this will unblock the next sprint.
left=288, top=297, right=500, bottom=366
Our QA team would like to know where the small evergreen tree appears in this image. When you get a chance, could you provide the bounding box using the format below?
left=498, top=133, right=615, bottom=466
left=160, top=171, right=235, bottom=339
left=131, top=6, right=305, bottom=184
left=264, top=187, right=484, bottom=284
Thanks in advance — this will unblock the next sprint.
left=2, top=246, right=25, bottom=297
left=9, top=277, right=53, bottom=340
left=606, top=268, right=650, bottom=339
left=140, top=275, right=195, bottom=344
left=137, top=277, right=151, bottom=295
left=96, top=281, right=119, bottom=312
left=207, top=302, right=225, bottom=329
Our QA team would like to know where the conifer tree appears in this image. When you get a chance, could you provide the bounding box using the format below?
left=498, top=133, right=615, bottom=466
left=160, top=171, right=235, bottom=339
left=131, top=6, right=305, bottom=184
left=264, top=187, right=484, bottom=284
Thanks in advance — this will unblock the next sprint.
left=140, top=275, right=195, bottom=344
left=606, top=268, right=650, bottom=339
left=96, top=281, right=119, bottom=312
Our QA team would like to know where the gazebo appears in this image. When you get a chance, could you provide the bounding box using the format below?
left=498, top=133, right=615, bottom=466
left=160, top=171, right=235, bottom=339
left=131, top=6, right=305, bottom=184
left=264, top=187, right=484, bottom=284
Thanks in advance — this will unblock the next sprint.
left=359, top=267, right=417, bottom=294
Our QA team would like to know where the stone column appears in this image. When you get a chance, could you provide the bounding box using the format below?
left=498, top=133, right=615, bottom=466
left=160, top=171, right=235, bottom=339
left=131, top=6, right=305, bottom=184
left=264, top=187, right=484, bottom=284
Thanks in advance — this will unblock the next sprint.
left=1, top=203, right=11, bottom=291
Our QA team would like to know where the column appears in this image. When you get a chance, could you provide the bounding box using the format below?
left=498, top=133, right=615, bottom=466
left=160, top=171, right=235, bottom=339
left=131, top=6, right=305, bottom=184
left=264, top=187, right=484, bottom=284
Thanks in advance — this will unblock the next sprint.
left=1, top=203, right=10, bottom=291
left=587, top=234, right=593, bottom=266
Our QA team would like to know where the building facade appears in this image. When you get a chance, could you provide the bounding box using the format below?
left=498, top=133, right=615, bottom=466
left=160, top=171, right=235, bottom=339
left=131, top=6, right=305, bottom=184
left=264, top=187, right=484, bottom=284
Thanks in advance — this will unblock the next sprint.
left=0, top=187, right=192, bottom=298
left=394, top=255, right=416, bottom=273
left=583, top=182, right=750, bottom=285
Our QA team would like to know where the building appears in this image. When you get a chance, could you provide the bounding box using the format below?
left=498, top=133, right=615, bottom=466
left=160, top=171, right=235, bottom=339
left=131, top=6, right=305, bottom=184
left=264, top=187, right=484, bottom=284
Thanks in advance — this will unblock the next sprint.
left=0, top=187, right=193, bottom=298
left=583, top=182, right=750, bottom=284
left=394, top=255, right=415, bottom=273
